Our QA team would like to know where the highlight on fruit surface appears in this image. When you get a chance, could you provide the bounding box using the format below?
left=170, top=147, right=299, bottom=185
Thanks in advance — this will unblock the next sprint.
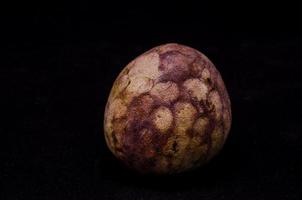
left=104, top=43, right=232, bottom=174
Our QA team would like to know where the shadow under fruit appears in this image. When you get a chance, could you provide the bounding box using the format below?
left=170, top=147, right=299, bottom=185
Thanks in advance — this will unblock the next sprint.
left=104, top=43, right=232, bottom=174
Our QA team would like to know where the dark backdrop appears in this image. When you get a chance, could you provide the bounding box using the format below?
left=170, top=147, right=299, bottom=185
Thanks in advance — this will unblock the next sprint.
left=2, top=1, right=302, bottom=199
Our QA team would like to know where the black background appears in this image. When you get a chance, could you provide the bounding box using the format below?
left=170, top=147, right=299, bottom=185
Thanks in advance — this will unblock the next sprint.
left=2, top=1, right=302, bottom=199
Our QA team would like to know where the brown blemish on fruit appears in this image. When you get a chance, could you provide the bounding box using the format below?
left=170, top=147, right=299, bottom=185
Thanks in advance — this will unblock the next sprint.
left=104, top=43, right=232, bottom=174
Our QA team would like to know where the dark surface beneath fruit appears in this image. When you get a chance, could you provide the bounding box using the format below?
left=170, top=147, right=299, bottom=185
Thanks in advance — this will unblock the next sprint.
left=1, top=2, right=302, bottom=200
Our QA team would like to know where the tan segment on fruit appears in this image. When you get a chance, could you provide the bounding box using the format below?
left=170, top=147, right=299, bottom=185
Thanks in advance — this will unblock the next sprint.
left=223, top=111, right=232, bottom=140
left=209, top=125, right=224, bottom=159
left=208, top=90, right=223, bottom=120
left=163, top=135, right=191, bottom=170
left=183, top=78, right=208, bottom=101
left=128, top=52, right=160, bottom=80
left=158, top=43, right=182, bottom=54
left=112, top=120, right=127, bottom=152
left=193, top=117, right=209, bottom=136
left=108, top=98, right=127, bottom=119
left=190, top=138, right=208, bottom=163
left=201, top=68, right=211, bottom=80
left=152, top=106, right=173, bottom=133
left=174, top=102, right=197, bottom=135
left=160, top=51, right=192, bottom=73
left=108, top=73, right=130, bottom=102
left=104, top=98, right=127, bottom=138
left=126, top=77, right=153, bottom=95
left=181, top=141, right=208, bottom=170
left=150, top=81, right=179, bottom=104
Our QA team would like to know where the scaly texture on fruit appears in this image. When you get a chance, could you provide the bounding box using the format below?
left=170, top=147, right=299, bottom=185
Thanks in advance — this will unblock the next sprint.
left=104, top=43, right=232, bottom=174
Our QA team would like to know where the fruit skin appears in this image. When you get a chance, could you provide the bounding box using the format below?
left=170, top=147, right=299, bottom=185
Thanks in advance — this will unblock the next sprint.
left=104, top=43, right=231, bottom=174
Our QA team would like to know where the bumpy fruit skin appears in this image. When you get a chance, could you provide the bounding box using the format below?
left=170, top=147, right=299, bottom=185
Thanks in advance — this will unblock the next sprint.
left=104, top=43, right=231, bottom=174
